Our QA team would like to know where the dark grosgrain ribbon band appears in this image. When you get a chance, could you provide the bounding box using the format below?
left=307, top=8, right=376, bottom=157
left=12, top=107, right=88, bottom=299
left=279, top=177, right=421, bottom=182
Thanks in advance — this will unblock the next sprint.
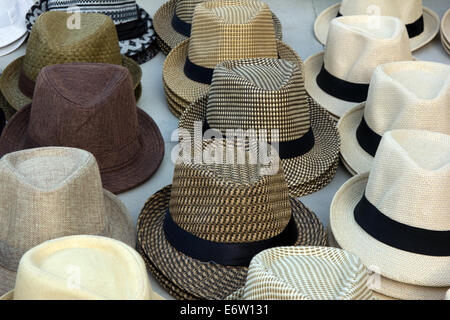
left=355, top=116, right=381, bottom=157
left=116, top=18, right=148, bottom=41
left=184, top=56, right=214, bottom=84
left=172, top=12, right=191, bottom=37
left=316, top=64, right=369, bottom=103
left=354, top=194, right=450, bottom=256
left=202, top=120, right=315, bottom=160
left=163, top=209, right=298, bottom=266
left=336, top=12, right=424, bottom=38
left=19, top=69, right=35, bottom=98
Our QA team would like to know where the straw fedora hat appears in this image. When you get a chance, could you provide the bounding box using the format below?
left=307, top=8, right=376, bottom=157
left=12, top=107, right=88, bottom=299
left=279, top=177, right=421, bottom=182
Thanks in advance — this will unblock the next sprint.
left=331, top=129, right=450, bottom=292
left=137, top=141, right=327, bottom=300
left=1, top=235, right=163, bottom=300
left=25, top=0, right=159, bottom=64
left=441, top=9, right=450, bottom=55
left=162, top=0, right=303, bottom=118
left=180, top=58, right=340, bottom=197
left=227, top=246, right=376, bottom=300
left=0, top=147, right=136, bottom=295
left=0, top=11, right=142, bottom=112
left=0, top=63, right=164, bottom=194
left=338, top=61, right=450, bottom=175
left=153, top=0, right=283, bottom=54
left=305, top=15, right=414, bottom=119
left=0, top=0, right=34, bottom=57
left=314, top=0, right=440, bottom=52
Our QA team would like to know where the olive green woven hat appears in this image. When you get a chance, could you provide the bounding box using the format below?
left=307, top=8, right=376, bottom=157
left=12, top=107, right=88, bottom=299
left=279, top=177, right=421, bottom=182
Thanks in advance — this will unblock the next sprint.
left=0, top=11, right=142, bottom=111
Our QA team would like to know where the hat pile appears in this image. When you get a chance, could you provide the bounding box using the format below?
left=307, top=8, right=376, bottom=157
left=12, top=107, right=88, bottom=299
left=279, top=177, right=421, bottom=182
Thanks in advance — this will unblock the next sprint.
left=441, top=9, right=450, bottom=55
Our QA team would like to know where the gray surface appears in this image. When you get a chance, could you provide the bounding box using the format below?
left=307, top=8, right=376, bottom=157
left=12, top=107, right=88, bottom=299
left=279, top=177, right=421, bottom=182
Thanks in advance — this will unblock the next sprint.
left=0, top=0, right=449, bottom=300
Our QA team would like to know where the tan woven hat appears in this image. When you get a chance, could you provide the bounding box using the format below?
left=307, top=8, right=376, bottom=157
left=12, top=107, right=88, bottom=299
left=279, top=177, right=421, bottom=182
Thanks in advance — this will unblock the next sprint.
left=0, top=147, right=135, bottom=296
left=153, top=0, right=283, bottom=54
left=180, top=58, right=340, bottom=197
left=1, top=235, right=162, bottom=300
left=137, top=141, right=327, bottom=299
left=338, top=61, right=450, bottom=175
left=441, top=9, right=450, bottom=55
left=305, top=15, right=414, bottom=119
left=227, top=246, right=376, bottom=300
left=331, top=129, right=450, bottom=292
left=162, top=0, right=302, bottom=118
left=0, top=11, right=142, bottom=111
left=314, top=0, right=440, bottom=51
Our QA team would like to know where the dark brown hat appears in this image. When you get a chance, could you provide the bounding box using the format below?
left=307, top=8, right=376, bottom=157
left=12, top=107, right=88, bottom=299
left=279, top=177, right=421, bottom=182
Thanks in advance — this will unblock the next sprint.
left=0, top=63, right=164, bottom=194
left=0, top=108, right=4, bottom=136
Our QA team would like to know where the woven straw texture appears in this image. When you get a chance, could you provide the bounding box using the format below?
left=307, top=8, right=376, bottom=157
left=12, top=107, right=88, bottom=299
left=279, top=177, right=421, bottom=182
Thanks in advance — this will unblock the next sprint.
left=227, top=246, right=375, bottom=300
left=0, top=147, right=135, bottom=296
left=338, top=61, right=450, bottom=175
left=331, top=130, right=450, bottom=288
left=0, top=63, right=164, bottom=194
left=441, top=9, right=450, bottom=54
left=0, top=11, right=142, bottom=111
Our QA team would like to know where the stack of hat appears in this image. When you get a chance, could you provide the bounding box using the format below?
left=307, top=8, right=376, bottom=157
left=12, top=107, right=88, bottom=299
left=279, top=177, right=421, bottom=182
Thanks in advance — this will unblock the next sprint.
left=25, top=0, right=159, bottom=64
left=441, top=9, right=450, bottom=55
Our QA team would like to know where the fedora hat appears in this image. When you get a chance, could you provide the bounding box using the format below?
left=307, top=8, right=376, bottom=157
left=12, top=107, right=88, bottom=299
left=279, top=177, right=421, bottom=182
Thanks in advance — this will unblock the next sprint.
left=0, top=0, right=34, bottom=57
left=137, top=141, right=327, bottom=299
left=0, top=92, right=16, bottom=121
left=0, top=147, right=136, bottom=296
left=1, top=235, right=163, bottom=300
left=305, top=15, right=414, bottom=120
left=227, top=246, right=376, bottom=300
left=0, top=11, right=142, bottom=112
left=441, top=9, right=450, bottom=55
left=153, top=0, right=283, bottom=54
left=314, top=0, right=440, bottom=51
left=338, top=61, right=450, bottom=175
left=162, top=0, right=303, bottom=118
left=25, top=0, right=159, bottom=64
left=0, top=63, right=164, bottom=194
left=331, top=130, right=450, bottom=293
left=180, top=58, right=340, bottom=197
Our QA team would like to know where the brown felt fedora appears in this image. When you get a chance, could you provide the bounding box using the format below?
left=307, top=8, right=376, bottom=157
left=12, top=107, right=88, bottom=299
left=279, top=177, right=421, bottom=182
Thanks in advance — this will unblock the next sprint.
left=0, top=63, right=164, bottom=194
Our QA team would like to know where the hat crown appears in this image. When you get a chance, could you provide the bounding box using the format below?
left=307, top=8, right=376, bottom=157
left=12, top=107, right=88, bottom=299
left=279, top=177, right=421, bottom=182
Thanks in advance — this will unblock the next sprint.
left=169, top=147, right=291, bottom=243
left=0, top=147, right=110, bottom=271
left=366, top=130, right=450, bottom=231
left=27, top=63, right=141, bottom=172
left=340, top=0, right=423, bottom=24
left=13, top=235, right=153, bottom=300
left=23, top=11, right=122, bottom=81
left=175, top=0, right=205, bottom=24
left=324, top=15, right=412, bottom=84
left=206, top=58, right=310, bottom=142
left=188, top=0, right=278, bottom=69
left=240, top=247, right=374, bottom=300
left=364, top=61, right=450, bottom=136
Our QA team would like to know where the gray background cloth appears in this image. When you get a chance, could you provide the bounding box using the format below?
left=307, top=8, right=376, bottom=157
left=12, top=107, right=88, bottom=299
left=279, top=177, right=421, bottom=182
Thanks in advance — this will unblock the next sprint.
left=0, top=0, right=449, bottom=299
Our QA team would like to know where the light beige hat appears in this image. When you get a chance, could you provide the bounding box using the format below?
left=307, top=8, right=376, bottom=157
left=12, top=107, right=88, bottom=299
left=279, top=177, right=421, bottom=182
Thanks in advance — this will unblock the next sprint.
left=331, top=129, right=450, bottom=292
left=441, top=9, right=450, bottom=55
left=314, top=0, right=440, bottom=51
left=338, top=61, right=450, bottom=175
left=446, top=290, right=450, bottom=300
left=0, top=235, right=163, bottom=300
left=305, top=15, right=414, bottom=119
left=226, top=246, right=376, bottom=300
left=0, top=147, right=135, bottom=296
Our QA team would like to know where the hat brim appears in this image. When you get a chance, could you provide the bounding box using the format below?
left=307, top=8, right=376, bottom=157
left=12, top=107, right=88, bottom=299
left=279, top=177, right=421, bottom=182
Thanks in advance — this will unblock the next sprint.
left=0, top=33, right=28, bottom=57
left=313, top=3, right=440, bottom=52
left=153, top=0, right=283, bottom=53
left=442, top=10, right=450, bottom=46
left=163, top=39, right=303, bottom=116
left=156, top=35, right=171, bottom=55
left=330, top=173, right=450, bottom=288
left=137, top=185, right=326, bottom=300
left=0, top=188, right=135, bottom=296
left=0, top=55, right=142, bottom=111
left=0, top=91, right=17, bottom=121
left=0, top=104, right=164, bottom=194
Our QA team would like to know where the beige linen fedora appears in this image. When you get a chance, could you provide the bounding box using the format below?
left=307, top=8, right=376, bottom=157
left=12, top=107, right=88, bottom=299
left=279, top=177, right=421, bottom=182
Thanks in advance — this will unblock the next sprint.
left=0, top=147, right=135, bottom=296
left=338, top=61, right=450, bottom=175
left=441, top=9, right=450, bottom=55
left=314, top=0, right=440, bottom=51
left=305, top=15, right=413, bottom=119
left=1, top=235, right=163, bottom=300
left=331, top=130, right=450, bottom=293
left=162, top=0, right=302, bottom=117
left=227, top=246, right=375, bottom=300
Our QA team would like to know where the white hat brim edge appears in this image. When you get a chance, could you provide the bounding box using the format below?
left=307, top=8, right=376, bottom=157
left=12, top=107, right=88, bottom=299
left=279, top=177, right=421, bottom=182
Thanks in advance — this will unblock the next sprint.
left=0, top=33, right=27, bottom=57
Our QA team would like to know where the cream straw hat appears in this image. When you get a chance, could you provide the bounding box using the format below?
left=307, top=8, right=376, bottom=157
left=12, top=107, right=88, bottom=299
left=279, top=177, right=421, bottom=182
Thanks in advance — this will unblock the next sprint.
left=305, top=15, right=413, bottom=119
left=314, top=0, right=440, bottom=51
left=441, top=9, right=450, bottom=55
left=338, top=61, right=450, bottom=175
left=331, top=129, right=450, bottom=291
left=1, top=235, right=163, bottom=300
